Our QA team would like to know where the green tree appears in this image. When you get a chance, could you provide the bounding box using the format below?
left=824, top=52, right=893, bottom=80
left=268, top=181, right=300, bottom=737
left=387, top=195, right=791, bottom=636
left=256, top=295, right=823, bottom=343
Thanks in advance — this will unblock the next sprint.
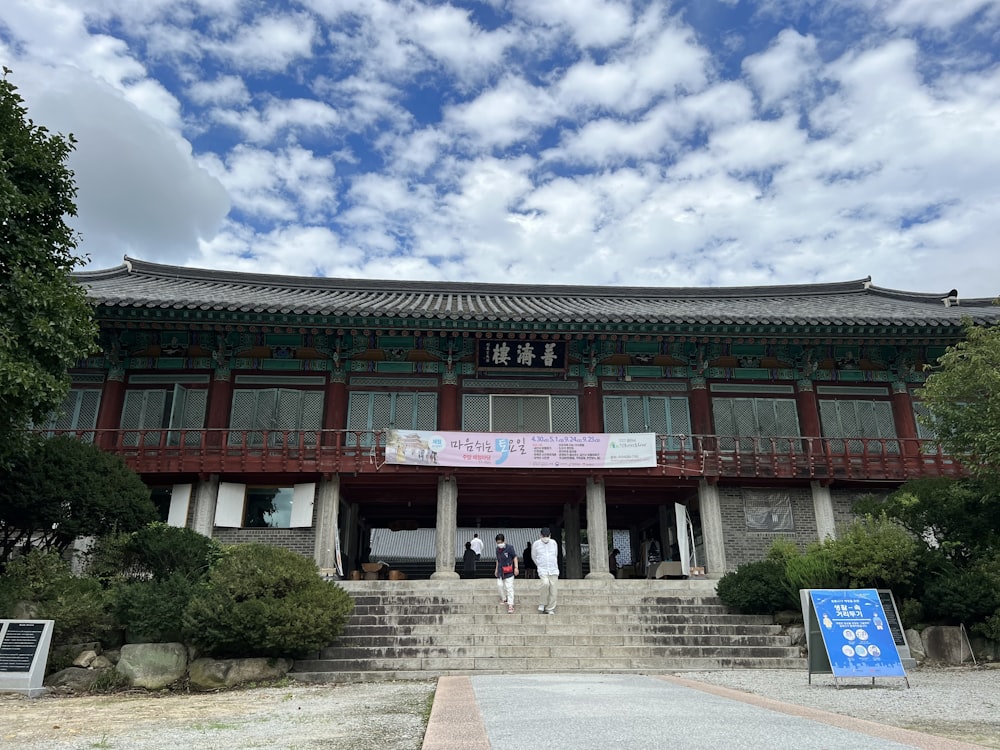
left=856, top=478, right=1000, bottom=565
left=918, top=320, right=1000, bottom=476
left=0, top=435, right=157, bottom=567
left=0, top=69, right=97, bottom=458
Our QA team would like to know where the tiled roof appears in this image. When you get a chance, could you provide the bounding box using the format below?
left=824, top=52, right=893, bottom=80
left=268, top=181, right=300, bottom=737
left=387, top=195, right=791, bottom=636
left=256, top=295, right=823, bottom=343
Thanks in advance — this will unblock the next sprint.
left=75, top=257, right=1000, bottom=328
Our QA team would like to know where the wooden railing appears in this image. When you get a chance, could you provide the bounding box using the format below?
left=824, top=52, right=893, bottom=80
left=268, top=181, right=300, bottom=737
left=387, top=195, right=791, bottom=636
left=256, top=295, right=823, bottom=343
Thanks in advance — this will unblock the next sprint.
left=34, top=429, right=965, bottom=482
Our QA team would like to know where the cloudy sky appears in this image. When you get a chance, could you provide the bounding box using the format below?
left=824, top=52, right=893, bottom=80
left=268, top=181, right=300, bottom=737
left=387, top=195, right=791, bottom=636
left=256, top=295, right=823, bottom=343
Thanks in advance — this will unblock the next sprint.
left=2, top=0, right=999, bottom=297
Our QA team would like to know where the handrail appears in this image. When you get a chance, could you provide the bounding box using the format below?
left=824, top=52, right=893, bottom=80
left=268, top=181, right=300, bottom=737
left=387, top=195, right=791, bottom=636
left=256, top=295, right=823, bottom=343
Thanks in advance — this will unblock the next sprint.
left=30, top=429, right=964, bottom=481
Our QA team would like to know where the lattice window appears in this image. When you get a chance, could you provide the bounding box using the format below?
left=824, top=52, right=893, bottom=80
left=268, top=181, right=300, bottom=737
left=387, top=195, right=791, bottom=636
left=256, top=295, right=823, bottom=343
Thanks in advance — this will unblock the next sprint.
left=712, top=397, right=800, bottom=452
left=462, top=394, right=579, bottom=432
left=602, top=396, right=692, bottom=449
left=743, top=490, right=794, bottom=531
left=551, top=396, right=580, bottom=433
left=229, top=388, right=323, bottom=447
left=819, top=399, right=898, bottom=454
left=121, top=389, right=168, bottom=446
left=911, top=400, right=937, bottom=441
left=39, top=388, right=102, bottom=441
left=463, top=394, right=491, bottom=431
left=123, top=386, right=206, bottom=447
left=346, top=391, right=438, bottom=446
left=168, top=387, right=207, bottom=446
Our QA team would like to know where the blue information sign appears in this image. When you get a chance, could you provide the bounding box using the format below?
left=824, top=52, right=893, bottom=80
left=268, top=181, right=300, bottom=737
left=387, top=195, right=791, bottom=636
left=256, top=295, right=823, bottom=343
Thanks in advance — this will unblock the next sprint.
left=809, top=589, right=906, bottom=679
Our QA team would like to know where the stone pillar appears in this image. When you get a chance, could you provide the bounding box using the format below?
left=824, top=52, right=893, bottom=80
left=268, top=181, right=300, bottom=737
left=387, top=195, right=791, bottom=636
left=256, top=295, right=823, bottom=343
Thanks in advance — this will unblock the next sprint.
left=342, top=502, right=361, bottom=573
left=431, top=475, right=459, bottom=579
left=314, top=475, right=341, bottom=576
left=697, top=480, right=726, bottom=577
left=563, top=502, right=582, bottom=579
left=811, top=480, right=837, bottom=542
left=585, top=477, right=612, bottom=579
left=191, top=474, right=220, bottom=537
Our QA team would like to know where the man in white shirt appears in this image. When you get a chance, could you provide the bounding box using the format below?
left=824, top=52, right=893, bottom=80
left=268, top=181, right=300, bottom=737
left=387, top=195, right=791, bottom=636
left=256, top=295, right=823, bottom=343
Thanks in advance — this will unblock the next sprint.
left=531, top=528, right=559, bottom=615
left=470, top=533, right=484, bottom=559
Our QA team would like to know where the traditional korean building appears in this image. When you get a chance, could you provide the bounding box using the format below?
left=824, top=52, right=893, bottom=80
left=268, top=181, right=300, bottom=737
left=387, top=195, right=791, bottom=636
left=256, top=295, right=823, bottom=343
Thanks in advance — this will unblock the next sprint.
left=55, top=257, right=1000, bottom=579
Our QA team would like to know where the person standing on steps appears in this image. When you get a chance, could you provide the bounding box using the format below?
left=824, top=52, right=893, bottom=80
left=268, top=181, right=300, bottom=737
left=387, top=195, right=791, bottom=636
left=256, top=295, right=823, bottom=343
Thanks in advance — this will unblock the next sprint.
left=531, top=527, right=559, bottom=615
left=470, top=533, right=484, bottom=559
left=494, top=533, right=518, bottom=613
left=462, top=541, right=478, bottom=579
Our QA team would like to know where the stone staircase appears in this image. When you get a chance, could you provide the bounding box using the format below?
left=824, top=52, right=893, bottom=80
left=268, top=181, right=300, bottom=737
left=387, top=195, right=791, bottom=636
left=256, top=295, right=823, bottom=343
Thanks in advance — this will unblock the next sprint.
left=290, top=578, right=804, bottom=683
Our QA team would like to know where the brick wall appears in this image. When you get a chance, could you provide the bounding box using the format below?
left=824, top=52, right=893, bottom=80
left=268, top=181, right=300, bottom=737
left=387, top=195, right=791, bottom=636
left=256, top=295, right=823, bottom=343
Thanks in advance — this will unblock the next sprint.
left=211, top=527, right=317, bottom=559
left=718, top=485, right=817, bottom=570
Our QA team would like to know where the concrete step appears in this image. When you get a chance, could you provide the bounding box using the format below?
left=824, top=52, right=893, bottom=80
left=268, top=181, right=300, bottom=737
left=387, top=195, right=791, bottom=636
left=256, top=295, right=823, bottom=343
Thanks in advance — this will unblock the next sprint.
left=290, top=578, right=805, bottom=681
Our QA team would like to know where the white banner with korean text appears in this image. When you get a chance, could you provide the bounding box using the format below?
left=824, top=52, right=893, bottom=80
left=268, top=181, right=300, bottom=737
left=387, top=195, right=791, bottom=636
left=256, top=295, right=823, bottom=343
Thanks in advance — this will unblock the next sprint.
left=385, top=430, right=657, bottom=469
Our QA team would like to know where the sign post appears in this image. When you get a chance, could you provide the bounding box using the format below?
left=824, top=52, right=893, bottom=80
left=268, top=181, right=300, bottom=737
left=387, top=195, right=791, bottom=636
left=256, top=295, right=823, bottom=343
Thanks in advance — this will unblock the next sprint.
left=0, top=620, right=54, bottom=697
left=802, top=589, right=909, bottom=689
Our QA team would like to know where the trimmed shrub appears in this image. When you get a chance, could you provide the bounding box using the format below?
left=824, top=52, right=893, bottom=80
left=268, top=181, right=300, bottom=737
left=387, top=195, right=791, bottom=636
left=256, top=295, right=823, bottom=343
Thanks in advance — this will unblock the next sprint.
left=716, top=559, right=792, bottom=615
left=826, top=514, right=920, bottom=593
left=112, top=573, right=198, bottom=643
left=86, top=522, right=222, bottom=583
left=784, top=544, right=844, bottom=595
left=0, top=550, right=111, bottom=648
left=183, top=544, right=354, bottom=658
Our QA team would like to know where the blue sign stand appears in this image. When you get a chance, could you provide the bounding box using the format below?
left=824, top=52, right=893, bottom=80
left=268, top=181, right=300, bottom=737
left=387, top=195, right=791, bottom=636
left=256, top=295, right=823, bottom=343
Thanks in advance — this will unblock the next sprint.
left=805, top=589, right=909, bottom=689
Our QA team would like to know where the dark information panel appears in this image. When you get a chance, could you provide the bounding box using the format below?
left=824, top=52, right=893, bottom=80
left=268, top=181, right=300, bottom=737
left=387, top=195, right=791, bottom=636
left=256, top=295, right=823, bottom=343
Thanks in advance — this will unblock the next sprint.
left=0, top=621, right=45, bottom=673
left=877, top=589, right=907, bottom=648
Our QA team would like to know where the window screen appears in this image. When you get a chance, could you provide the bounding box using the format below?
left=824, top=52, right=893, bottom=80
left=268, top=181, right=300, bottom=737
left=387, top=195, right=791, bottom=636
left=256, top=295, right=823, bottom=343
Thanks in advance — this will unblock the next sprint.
left=712, top=397, right=800, bottom=452
left=602, top=396, right=692, bottom=449
left=743, top=491, right=794, bottom=531
left=346, top=392, right=437, bottom=446
left=462, top=394, right=579, bottom=432
left=819, top=399, right=898, bottom=454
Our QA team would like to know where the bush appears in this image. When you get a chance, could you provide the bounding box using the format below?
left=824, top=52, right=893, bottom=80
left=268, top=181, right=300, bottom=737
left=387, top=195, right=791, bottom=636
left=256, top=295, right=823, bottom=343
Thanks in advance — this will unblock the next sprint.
left=899, top=598, right=925, bottom=630
left=921, top=555, right=1000, bottom=626
left=0, top=550, right=111, bottom=647
left=86, top=522, right=222, bottom=583
left=826, top=514, right=920, bottom=593
left=716, top=559, right=792, bottom=615
left=112, top=573, right=198, bottom=643
left=784, top=544, right=844, bottom=596
left=182, top=544, right=354, bottom=658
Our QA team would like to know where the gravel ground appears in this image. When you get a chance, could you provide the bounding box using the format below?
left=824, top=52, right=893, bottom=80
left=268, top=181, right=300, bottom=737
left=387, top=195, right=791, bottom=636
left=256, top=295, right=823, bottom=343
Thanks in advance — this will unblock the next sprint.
left=1, top=666, right=997, bottom=749
left=676, top=665, right=1000, bottom=748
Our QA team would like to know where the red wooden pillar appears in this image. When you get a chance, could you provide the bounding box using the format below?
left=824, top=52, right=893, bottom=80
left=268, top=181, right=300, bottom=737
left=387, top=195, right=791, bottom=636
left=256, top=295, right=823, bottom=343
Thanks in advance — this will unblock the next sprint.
left=439, top=380, right=459, bottom=430
left=95, top=375, right=125, bottom=449
left=323, top=375, right=348, bottom=445
left=582, top=384, right=601, bottom=432
left=688, top=380, right=712, bottom=446
left=795, top=381, right=822, bottom=456
left=205, top=375, right=232, bottom=447
left=795, top=382, right=821, bottom=436
left=891, top=383, right=919, bottom=454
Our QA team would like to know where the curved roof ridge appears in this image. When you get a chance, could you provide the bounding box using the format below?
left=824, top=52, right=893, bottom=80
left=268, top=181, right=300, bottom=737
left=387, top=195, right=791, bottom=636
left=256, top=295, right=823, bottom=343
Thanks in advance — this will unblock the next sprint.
left=76, top=256, right=878, bottom=300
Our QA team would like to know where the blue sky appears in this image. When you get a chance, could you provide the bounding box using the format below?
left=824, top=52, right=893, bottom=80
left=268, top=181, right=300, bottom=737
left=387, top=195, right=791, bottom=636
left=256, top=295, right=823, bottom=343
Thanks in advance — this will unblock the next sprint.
left=2, top=0, right=999, bottom=297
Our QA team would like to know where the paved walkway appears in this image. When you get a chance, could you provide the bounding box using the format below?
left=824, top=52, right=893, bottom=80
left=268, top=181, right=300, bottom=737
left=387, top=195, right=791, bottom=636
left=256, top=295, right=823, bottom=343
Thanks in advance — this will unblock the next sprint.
left=421, top=673, right=982, bottom=750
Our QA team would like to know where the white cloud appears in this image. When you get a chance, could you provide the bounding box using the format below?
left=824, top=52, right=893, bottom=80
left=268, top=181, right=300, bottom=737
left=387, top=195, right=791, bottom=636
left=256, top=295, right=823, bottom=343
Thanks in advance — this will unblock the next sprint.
left=444, top=76, right=556, bottom=149
left=209, top=13, right=317, bottom=72
left=742, top=29, right=822, bottom=110
left=186, top=75, right=251, bottom=107
left=13, top=66, right=229, bottom=270
left=210, top=97, right=341, bottom=144
left=511, top=0, right=634, bottom=49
